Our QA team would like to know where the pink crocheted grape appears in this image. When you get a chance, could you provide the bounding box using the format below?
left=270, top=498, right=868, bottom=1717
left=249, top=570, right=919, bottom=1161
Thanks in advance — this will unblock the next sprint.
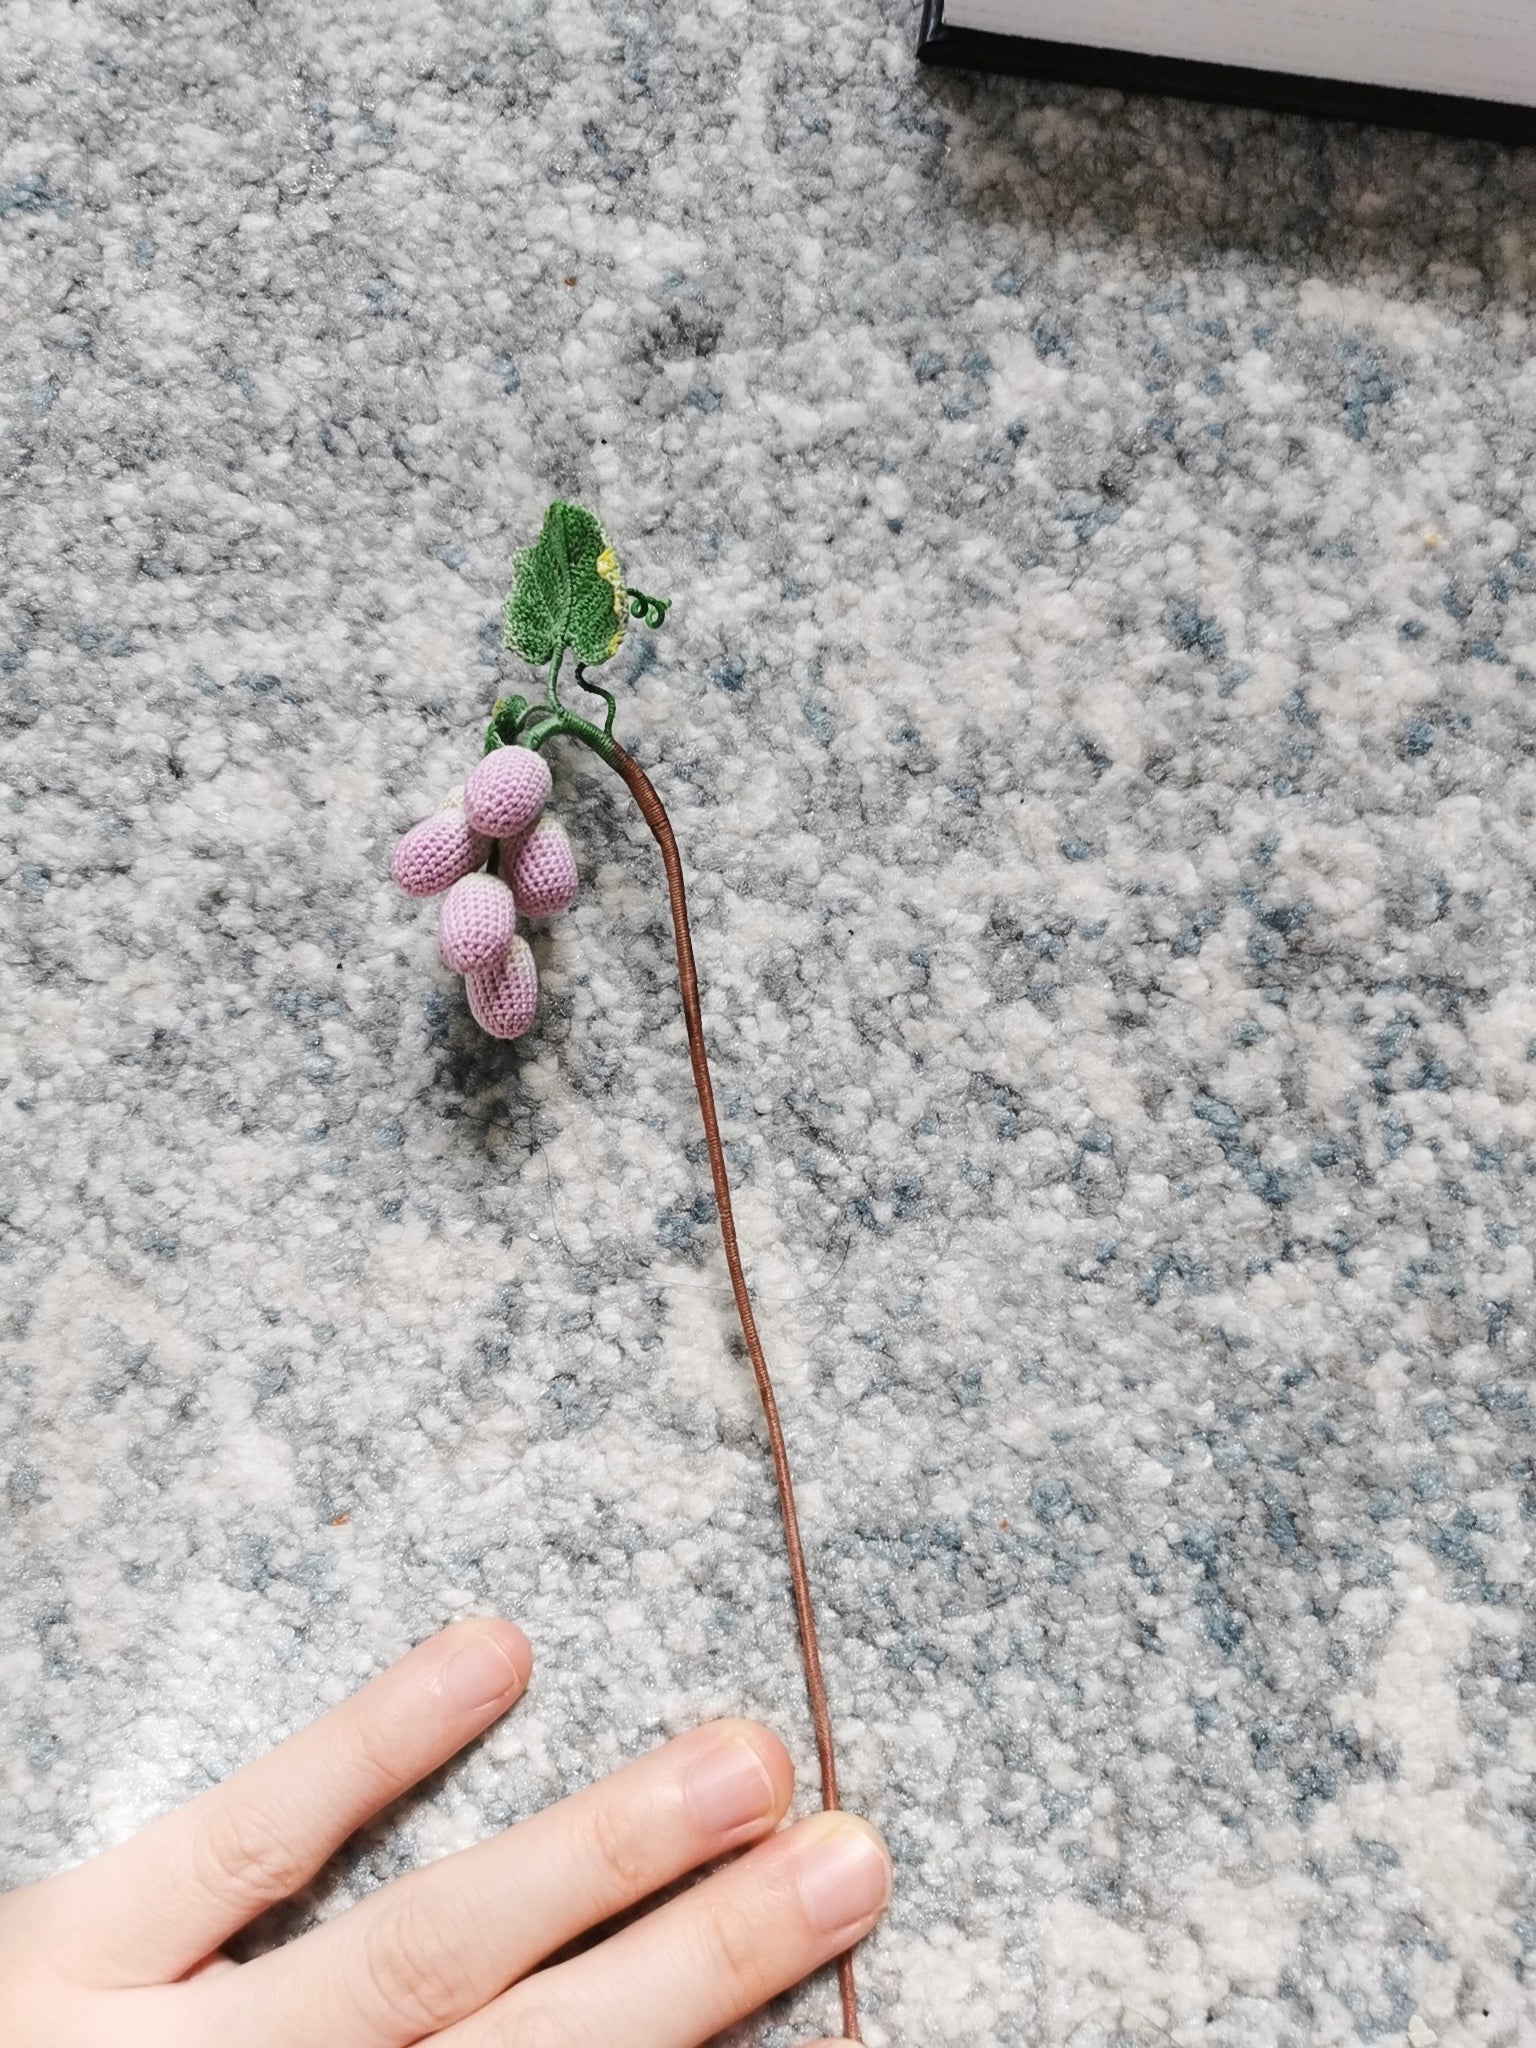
left=462, top=745, right=552, bottom=839
left=509, top=816, right=579, bottom=919
left=391, top=800, right=490, bottom=898
left=466, top=935, right=539, bottom=1040
left=438, top=872, right=517, bottom=973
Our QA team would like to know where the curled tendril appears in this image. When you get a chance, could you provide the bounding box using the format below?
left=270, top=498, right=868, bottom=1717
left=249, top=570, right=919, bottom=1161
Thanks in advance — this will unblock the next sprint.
left=573, top=664, right=619, bottom=738
left=485, top=572, right=670, bottom=757
left=626, top=587, right=670, bottom=629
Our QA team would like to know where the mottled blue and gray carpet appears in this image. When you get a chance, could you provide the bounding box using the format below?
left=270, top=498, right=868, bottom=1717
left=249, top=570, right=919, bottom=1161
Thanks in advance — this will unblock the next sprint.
left=3, top=5, right=1534, bottom=2043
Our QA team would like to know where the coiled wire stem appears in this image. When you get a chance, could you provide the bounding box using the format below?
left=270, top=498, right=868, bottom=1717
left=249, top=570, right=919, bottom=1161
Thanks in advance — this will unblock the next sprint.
left=496, top=691, right=861, bottom=2042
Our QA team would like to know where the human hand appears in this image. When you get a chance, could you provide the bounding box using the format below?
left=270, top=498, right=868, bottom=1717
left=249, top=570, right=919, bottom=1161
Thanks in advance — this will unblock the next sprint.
left=0, top=1618, right=888, bottom=2046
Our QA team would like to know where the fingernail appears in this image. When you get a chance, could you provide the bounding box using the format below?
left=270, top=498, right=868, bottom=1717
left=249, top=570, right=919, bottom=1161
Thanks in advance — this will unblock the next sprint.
left=685, top=1736, right=777, bottom=1836
left=442, top=1631, right=527, bottom=1711
left=796, top=1816, right=891, bottom=1936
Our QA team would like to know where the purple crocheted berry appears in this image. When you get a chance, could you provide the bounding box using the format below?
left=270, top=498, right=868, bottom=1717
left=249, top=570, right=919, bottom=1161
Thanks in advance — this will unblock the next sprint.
left=390, top=799, right=490, bottom=897
left=438, top=872, right=517, bottom=973
left=462, top=745, right=552, bottom=839
left=509, top=816, right=579, bottom=919
left=466, top=934, right=539, bottom=1040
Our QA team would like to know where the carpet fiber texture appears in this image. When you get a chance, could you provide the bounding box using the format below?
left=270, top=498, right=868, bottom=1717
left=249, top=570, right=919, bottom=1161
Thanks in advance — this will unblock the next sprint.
left=3, top=5, right=1534, bottom=2044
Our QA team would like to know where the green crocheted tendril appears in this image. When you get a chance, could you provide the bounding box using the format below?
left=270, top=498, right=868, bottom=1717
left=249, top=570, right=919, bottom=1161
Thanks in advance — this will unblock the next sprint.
left=626, top=588, right=670, bottom=630
left=489, top=501, right=670, bottom=759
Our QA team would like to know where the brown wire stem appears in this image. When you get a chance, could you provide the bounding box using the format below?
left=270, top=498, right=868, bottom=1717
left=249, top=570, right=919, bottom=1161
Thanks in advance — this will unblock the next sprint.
left=605, top=736, right=862, bottom=2044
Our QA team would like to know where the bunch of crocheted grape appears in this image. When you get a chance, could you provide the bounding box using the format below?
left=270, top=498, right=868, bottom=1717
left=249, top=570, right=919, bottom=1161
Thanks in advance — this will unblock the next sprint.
left=390, top=745, right=579, bottom=1039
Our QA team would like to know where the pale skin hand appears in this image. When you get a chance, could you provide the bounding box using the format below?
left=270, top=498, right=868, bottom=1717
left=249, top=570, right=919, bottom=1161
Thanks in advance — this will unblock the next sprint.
left=0, top=1619, right=889, bottom=2048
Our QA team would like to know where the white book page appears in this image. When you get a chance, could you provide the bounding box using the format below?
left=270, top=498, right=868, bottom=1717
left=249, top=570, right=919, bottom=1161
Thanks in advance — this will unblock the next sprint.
left=944, top=0, right=1536, bottom=106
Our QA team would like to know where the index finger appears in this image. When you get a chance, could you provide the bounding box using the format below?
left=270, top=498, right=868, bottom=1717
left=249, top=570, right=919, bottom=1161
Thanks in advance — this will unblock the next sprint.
left=39, top=1617, right=531, bottom=1987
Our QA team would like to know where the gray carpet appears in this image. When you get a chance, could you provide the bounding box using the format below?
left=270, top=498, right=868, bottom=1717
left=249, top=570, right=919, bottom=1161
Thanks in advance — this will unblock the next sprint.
left=3, top=5, right=1534, bottom=2044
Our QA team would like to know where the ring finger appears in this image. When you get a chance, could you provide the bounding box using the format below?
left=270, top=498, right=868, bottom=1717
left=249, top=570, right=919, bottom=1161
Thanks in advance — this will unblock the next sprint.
left=442, top=1809, right=891, bottom=2048
left=198, top=1717, right=794, bottom=2047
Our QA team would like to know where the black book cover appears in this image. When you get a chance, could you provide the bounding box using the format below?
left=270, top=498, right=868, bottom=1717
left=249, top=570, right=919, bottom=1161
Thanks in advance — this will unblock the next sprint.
left=915, top=0, right=1536, bottom=144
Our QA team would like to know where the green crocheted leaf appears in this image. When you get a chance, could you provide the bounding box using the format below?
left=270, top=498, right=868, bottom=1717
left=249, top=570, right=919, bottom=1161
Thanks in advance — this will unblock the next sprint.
left=503, top=501, right=628, bottom=669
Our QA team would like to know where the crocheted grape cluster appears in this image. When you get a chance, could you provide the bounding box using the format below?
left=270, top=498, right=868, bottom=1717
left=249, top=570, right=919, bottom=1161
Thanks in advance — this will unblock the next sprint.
left=390, top=744, right=580, bottom=1040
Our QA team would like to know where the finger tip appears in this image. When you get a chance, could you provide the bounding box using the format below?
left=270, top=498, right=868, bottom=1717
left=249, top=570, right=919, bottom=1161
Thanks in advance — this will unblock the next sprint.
left=482, top=1617, right=534, bottom=1691
left=500, top=1618, right=535, bottom=1678
left=458, top=1613, right=532, bottom=1665
left=803, top=1808, right=890, bottom=1863
left=793, top=1810, right=893, bottom=1931
left=437, top=1617, right=533, bottom=1712
left=845, top=1814, right=892, bottom=1890
left=713, top=1716, right=795, bottom=1815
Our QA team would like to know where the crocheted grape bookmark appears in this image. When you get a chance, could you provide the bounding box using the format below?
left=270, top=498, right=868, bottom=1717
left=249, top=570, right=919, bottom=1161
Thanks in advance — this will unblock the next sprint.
left=391, top=500, right=864, bottom=2041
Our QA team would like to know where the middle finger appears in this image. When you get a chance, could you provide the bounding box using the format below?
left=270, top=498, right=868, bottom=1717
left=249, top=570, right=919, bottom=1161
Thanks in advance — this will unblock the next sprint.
left=198, top=1717, right=793, bottom=2048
